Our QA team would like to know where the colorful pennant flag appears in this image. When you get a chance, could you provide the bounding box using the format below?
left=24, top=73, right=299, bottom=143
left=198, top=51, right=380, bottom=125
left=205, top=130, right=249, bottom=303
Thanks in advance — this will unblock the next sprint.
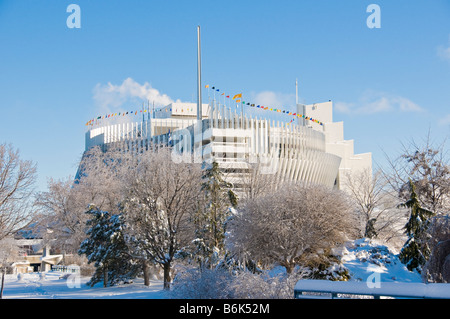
left=85, top=83, right=324, bottom=127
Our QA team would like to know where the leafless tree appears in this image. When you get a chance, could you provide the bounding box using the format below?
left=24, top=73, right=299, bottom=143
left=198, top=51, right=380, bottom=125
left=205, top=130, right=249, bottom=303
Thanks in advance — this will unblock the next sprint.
left=34, top=146, right=127, bottom=255
left=0, top=143, right=37, bottom=241
left=0, top=238, right=19, bottom=299
left=238, top=161, right=280, bottom=201
left=34, top=177, right=83, bottom=256
left=229, top=182, right=357, bottom=274
left=422, top=215, right=450, bottom=283
left=74, top=145, right=129, bottom=214
left=381, top=134, right=449, bottom=215
left=121, top=147, right=203, bottom=289
left=342, top=168, right=407, bottom=243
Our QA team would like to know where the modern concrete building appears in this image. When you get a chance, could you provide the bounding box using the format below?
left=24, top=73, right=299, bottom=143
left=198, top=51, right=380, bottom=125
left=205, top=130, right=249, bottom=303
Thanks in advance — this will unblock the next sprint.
left=83, top=99, right=371, bottom=192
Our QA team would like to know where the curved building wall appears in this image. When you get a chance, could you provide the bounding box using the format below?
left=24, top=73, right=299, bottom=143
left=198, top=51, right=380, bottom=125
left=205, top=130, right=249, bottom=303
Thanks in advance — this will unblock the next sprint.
left=84, top=102, right=342, bottom=189
left=201, top=111, right=340, bottom=189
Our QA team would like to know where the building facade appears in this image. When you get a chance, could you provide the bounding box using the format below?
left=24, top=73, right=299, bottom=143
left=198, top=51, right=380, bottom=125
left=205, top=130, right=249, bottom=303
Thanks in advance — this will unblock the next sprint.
left=83, top=100, right=371, bottom=191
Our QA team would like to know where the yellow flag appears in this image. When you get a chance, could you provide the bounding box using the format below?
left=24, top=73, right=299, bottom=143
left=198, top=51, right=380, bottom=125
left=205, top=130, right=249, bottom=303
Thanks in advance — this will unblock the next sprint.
left=233, top=93, right=242, bottom=100
left=205, top=84, right=209, bottom=88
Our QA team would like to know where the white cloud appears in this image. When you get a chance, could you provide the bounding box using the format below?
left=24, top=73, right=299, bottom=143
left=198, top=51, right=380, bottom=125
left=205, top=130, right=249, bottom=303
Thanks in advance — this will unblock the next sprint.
left=335, top=90, right=423, bottom=115
left=93, top=77, right=179, bottom=114
left=438, top=114, right=450, bottom=126
left=249, top=91, right=295, bottom=108
left=334, top=101, right=353, bottom=114
left=437, top=35, right=450, bottom=61
left=437, top=46, right=450, bottom=61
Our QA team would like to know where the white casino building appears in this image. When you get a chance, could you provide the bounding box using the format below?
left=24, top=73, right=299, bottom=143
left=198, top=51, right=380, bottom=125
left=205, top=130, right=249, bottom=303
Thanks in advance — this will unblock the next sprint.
left=83, top=99, right=372, bottom=191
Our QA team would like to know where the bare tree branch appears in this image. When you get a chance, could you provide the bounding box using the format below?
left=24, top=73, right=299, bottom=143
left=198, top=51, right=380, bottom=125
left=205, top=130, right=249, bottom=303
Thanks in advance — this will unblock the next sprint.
left=0, top=143, right=37, bottom=241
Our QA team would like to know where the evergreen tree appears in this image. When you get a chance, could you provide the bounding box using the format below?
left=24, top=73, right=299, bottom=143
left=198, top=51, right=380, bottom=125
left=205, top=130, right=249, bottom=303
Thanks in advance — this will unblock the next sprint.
left=399, top=179, right=435, bottom=273
left=78, top=206, right=139, bottom=287
left=193, top=161, right=238, bottom=269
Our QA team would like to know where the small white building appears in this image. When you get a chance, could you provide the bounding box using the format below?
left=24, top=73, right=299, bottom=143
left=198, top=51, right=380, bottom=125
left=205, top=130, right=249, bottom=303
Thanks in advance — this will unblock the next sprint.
left=11, top=239, right=63, bottom=273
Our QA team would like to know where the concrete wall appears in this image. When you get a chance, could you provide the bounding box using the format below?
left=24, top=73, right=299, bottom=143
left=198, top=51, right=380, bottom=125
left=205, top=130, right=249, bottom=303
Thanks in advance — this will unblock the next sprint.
left=298, top=101, right=372, bottom=190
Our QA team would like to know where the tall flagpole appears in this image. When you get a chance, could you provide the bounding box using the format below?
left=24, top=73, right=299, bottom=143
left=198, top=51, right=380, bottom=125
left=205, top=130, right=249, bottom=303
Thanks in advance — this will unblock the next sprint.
left=296, top=78, right=298, bottom=105
left=196, top=25, right=203, bottom=163
left=197, top=25, right=202, bottom=121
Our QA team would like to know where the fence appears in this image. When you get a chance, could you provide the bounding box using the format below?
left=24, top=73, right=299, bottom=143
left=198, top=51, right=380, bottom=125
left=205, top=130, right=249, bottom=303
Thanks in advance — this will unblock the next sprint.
left=294, top=279, right=450, bottom=299
left=51, top=265, right=80, bottom=273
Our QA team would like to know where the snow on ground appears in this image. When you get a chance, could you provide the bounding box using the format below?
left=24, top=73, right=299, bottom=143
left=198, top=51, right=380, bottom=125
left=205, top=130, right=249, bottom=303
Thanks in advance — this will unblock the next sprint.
left=1, top=238, right=424, bottom=299
left=338, top=238, right=422, bottom=283
left=2, top=271, right=168, bottom=299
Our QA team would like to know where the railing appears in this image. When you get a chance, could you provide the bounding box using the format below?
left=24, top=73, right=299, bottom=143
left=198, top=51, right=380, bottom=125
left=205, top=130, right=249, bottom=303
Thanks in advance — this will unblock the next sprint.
left=294, top=279, right=450, bottom=299
left=51, top=265, right=80, bottom=273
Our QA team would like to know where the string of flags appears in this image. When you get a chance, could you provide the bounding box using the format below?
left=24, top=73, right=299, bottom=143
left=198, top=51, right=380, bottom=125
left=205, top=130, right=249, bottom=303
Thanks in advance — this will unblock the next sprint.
left=85, top=109, right=155, bottom=126
left=204, top=84, right=324, bottom=126
left=85, top=85, right=324, bottom=127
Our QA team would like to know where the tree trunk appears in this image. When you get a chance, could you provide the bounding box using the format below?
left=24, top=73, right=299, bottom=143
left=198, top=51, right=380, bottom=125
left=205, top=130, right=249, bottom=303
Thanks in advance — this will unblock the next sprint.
left=143, top=260, right=151, bottom=286
left=285, top=264, right=294, bottom=275
left=163, top=262, right=171, bottom=290
left=0, top=270, right=5, bottom=299
left=103, top=267, right=108, bottom=288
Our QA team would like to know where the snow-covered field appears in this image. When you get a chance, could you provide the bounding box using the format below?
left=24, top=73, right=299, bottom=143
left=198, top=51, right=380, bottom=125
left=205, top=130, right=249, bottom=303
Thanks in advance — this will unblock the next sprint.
left=0, top=239, right=430, bottom=299
left=2, top=272, right=168, bottom=299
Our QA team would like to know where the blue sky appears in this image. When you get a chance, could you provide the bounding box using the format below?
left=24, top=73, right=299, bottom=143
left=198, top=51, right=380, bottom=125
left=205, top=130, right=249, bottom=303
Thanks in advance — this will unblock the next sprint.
left=0, top=0, right=449, bottom=192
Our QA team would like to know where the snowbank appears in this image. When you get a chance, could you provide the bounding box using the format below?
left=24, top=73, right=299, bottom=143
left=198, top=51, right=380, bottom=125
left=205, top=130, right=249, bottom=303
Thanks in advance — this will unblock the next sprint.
left=340, top=238, right=422, bottom=283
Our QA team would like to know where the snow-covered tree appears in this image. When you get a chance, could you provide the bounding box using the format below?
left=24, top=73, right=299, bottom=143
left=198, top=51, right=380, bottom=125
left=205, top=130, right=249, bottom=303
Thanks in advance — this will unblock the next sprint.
left=192, top=161, right=237, bottom=269
left=121, top=148, right=203, bottom=289
left=170, top=265, right=303, bottom=299
left=382, top=134, right=449, bottom=215
left=399, top=179, right=435, bottom=273
left=229, top=182, right=356, bottom=274
left=78, top=206, right=139, bottom=287
left=0, top=143, right=37, bottom=241
left=238, top=161, right=279, bottom=200
left=34, top=146, right=128, bottom=255
left=0, top=238, right=19, bottom=299
left=34, top=177, right=82, bottom=255
left=422, top=215, right=450, bottom=282
left=343, top=168, right=406, bottom=241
